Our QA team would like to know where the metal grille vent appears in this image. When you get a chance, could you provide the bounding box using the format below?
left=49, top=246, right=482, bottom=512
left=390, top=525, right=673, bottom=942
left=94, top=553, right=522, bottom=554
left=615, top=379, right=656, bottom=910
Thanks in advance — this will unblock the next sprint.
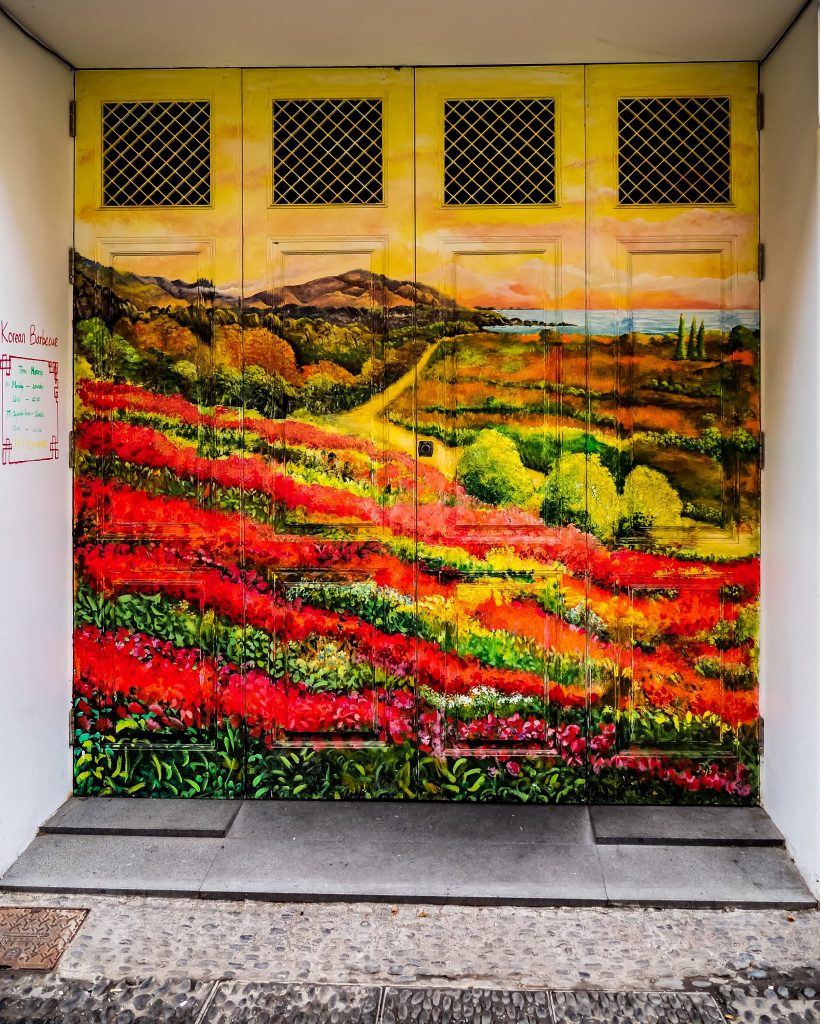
left=102, top=101, right=211, bottom=207
left=618, top=97, right=731, bottom=205
left=444, top=98, right=556, bottom=205
left=272, top=98, right=383, bottom=205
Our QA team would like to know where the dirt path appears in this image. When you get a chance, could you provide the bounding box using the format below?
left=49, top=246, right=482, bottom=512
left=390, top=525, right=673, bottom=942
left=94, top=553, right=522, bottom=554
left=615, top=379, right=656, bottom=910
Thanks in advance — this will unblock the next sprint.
left=332, top=340, right=458, bottom=477
left=332, top=334, right=547, bottom=485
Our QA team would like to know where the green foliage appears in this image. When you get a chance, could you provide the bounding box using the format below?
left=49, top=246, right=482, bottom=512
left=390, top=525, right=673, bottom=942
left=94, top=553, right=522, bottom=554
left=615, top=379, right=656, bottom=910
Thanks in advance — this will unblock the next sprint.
left=695, top=320, right=706, bottom=360
left=621, top=465, right=683, bottom=532
left=296, top=371, right=369, bottom=415
left=542, top=453, right=619, bottom=541
left=243, top=365, right=292, bottom=417
left=76, top=317, right=143, bottom=382
left=727, top=323, right=760, bottom=353
left=674, top=314, right=686, bottom=360
left=456, top=429, right=535, bottom=507
left=686, top=317, right=697, bottom=359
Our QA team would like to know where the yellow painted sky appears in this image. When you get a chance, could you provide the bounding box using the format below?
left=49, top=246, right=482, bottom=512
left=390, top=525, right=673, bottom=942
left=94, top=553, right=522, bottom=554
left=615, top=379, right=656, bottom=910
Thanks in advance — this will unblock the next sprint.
left=75, top=64, right=759, bottom=313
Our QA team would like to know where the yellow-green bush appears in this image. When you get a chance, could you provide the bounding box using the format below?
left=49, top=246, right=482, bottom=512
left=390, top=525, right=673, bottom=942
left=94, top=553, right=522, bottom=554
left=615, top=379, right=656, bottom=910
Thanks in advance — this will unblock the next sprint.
left=457, top=429, right=535, bottom=507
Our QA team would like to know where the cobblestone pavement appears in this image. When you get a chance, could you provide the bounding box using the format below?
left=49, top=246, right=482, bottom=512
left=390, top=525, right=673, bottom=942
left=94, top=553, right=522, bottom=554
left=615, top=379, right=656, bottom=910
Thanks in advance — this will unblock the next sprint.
left=0, top=978, right=818, bottom=1023
left=0, top=893, right=818, bottom=1020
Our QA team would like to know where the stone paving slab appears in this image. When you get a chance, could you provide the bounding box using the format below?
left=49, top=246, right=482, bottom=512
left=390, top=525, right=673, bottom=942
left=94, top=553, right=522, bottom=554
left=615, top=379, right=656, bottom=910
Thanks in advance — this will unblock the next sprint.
left=590, top=806, right=784, bottom=847
left=0, top=976, right=212, bottom=1022
left=200, top=838, right=607, bottom=904
left=551, top=991, right=725, bottom=1022
left=205, top=982, right=380, bottom=1023
left=0, top=835, right=222, bottom=897
left=599, top=845, right=814, bottom=907
left=42, top=798, right=241, bottom=838
left=229, top=802, right=594, bottom=846
left=382, top=986, right=552, bottom=1023
left=719, top=986, right=820, bottom=1023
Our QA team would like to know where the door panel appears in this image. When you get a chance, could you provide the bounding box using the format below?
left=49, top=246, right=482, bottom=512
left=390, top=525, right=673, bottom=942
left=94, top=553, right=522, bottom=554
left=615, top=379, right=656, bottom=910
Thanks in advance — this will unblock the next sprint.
left=72, top=70, right=244, bottom=798
left=411, top=67, right=590, bottom=800
left=585, top=64, right=760, bottom=803
left=241, top=69, right=420, bottom=798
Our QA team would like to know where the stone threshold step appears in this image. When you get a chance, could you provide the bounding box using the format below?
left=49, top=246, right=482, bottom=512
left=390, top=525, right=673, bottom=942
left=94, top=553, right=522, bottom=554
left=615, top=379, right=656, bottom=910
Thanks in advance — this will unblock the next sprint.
left=40, top=797, right=241, bottom=838
left=1, top=834, right=814, bottom=909
left=40, top=799, right=786, bottom=848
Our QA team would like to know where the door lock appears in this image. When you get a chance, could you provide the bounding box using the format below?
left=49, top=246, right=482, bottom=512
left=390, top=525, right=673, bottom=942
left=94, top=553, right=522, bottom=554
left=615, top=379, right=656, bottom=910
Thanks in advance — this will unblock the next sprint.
left=417, top=439, right=434, bottom=457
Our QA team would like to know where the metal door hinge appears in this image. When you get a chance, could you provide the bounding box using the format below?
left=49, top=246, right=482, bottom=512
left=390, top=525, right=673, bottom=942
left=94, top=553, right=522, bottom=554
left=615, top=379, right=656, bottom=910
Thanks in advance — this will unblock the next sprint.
left=68, top=703, right=74, bottom=746
left=757, top=93, right=764, bottom=131
left=758, top=243, right=765, bottom=282
left=69, top=247, right=76, bottom=285
left=69, top=99, right=76, bottom=137
left=68, top=429, right=75, bottom=469
left=759, top=431, right=766, bottom=471
left=759, top=716, right=764, bottom=758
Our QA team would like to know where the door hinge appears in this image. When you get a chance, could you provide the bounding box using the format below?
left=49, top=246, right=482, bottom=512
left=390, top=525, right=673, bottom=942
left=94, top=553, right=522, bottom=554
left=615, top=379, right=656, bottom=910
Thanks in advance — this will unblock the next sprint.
left=758, top=242, right=765, bottom=282
left=69, top=99, right=76, bottom=138
left=69, top=703, right=74, bottom=746
left=759, top=715, right=764, bottom=758
left=759, top=430, right=765, bottom=471
left=757, top=92, right=764, bottom=131
left=69, top=247, right=76, bottom=285
left=68, top=429, right=75, bottom=470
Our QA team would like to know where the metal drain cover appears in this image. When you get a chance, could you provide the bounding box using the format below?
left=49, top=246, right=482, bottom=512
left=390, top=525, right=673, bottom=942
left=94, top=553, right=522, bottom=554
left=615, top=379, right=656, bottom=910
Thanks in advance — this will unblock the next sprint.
left=0, top=908, right=87, bottom=971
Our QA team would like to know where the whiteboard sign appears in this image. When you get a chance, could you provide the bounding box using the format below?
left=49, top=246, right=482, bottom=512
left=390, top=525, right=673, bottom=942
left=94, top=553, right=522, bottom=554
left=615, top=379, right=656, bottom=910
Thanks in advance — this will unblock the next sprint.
left=1, top=355, right=59, bottom=465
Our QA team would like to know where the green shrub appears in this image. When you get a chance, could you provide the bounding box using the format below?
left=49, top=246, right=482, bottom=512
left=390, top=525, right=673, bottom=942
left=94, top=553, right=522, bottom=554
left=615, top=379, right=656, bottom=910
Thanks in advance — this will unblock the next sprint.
left=621, top=465, right=683, bottom=531
left=456, top=429, right=535, bottom=507
left=542, top=453, right=619, bottom=541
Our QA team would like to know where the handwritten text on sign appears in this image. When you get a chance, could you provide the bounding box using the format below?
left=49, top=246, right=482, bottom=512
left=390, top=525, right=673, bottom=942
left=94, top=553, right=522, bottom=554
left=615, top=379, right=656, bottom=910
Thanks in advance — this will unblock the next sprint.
left=1, top=355, right=59, bottom=465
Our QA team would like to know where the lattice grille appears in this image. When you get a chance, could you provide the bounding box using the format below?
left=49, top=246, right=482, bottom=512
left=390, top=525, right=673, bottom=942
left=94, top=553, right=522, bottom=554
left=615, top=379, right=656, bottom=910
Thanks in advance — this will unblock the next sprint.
left=102, top=101, right=211, bottom=207
left=444, top=98, right=556, bottom=206
left=618, top=97, right=731, bottom=205
left=272, top=98, right=383, bottom=205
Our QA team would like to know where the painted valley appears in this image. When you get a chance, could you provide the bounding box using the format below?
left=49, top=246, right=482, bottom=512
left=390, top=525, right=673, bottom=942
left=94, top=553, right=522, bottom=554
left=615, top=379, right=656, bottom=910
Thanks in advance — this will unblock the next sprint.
left=71, top=257, right=760, bottom=804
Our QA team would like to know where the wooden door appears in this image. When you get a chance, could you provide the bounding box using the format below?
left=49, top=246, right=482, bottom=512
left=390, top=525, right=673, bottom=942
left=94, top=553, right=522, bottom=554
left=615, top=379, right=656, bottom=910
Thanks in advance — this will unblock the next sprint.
left=411, top=67, right=590, bottom=800
left=240, top=69, right=420, bottom=798
left=72, top=70, right=245, bottom=797
left=71, top=62, right=760, bottom=806
left=584, top=64, right=760, bottom=802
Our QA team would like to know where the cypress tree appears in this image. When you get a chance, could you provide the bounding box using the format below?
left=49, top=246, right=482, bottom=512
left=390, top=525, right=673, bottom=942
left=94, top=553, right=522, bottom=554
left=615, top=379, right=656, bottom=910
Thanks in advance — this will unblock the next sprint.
left=687, top=317, right=697, bottom=359
left=674, top=314, right=686, bottom=360
left=696, top=320, right=706, bottom=360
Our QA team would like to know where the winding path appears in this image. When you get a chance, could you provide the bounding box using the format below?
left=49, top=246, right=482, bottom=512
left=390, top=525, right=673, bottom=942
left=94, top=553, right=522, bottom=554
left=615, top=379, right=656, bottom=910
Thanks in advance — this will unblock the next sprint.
left=332, top=339, right=458, bottom=476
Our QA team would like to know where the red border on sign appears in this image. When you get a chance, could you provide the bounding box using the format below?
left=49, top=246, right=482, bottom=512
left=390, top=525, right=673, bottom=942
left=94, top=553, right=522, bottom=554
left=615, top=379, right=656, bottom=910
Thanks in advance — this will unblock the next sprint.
left=1, top=355, right=59, bottom=465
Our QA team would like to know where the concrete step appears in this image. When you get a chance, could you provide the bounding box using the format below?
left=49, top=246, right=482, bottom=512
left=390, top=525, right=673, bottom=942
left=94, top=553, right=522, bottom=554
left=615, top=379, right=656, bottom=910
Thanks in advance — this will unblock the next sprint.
left=0, top=827, right=814, bottom=907
left=41, top=797, right=240, bottom=838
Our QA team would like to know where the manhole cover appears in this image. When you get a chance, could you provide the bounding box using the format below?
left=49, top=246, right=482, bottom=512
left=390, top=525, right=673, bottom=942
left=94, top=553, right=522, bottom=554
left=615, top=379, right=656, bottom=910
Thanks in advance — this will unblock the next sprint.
left=0, top=908, right=87, bottom=971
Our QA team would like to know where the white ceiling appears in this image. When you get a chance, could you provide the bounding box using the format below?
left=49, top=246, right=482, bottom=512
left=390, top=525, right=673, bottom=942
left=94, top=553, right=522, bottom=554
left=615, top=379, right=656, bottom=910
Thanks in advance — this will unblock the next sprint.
left=1, top=0, right=806, bottom=69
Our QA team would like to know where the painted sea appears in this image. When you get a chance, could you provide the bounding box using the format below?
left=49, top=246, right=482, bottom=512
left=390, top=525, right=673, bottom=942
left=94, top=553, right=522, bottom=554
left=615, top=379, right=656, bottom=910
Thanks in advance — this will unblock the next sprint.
left=490, top=308, right=760, bottom=335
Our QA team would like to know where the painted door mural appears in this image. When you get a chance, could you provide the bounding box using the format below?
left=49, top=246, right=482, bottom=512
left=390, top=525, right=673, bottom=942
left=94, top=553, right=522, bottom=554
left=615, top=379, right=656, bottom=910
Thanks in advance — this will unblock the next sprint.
left=583, top=66, right=760, bottom=801
left=72, top=70, right=246, bottom=797
left=72, top=64, right=759, bottom=802
left=240, top=69, right=420, bottom=796
left=409, top=67, right=590, bottom=800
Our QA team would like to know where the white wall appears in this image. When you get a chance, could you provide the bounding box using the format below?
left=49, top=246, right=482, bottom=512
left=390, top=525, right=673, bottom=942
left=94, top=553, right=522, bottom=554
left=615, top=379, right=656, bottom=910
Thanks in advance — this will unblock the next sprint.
left=760, top=0, right=820, bottom=898
left=0, top=13, right=73, bottom=873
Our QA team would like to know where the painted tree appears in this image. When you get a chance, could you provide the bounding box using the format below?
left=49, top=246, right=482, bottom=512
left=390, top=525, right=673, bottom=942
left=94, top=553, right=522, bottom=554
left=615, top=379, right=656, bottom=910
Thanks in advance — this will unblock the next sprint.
left=687, top=317, right=697, bottom=359
left=457, top=429, right=534, bottom=507
left=674, top=314, right=686, bottom=360
left=621, top=466, right=683, bottom=532
left=696, top=320, right=706, bottom=360
left=542, top=453, right=619, bottom=541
